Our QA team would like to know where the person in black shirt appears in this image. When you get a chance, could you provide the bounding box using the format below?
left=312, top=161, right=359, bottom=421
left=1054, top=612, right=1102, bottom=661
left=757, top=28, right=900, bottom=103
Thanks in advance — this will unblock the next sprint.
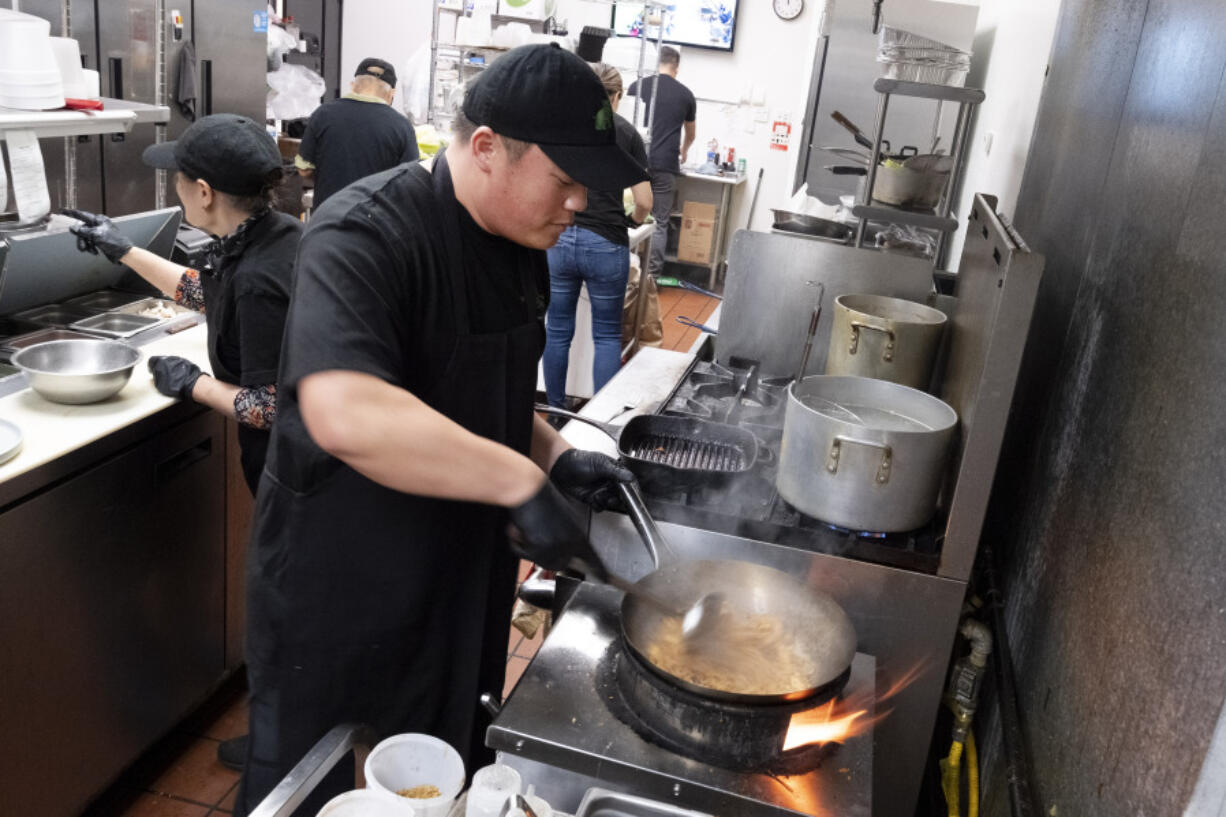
left=66, top=114, right=299, bottom=496
left=66, top=115, right=301, bottom=776
left=627, top=45, right=697, bottom=277
left=543, top=62, right=652, bottom=406
left=232, top=45, right=648, bottom=817
left=295, top=57, right=419, bottom=206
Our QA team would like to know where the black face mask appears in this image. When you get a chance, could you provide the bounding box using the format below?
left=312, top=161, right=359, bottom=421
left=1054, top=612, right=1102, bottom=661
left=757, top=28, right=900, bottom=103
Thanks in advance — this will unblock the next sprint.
left=202, top=206, right=271, bottom=276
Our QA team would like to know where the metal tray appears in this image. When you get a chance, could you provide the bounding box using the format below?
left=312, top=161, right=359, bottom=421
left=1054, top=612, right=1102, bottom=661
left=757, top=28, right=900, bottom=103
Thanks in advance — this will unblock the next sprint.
left=575, top=789, right=713, bottom=817
left=62, top=289, right=150, bottom=312
left=69, top=312, right=161, bottom=339
left=111, top=297, right=194, bottom=322
left=1, top=329, right=107, bottom=361
left=0, top=317, right=43, bottom=345
left=11, top=305, right=95, bottom=328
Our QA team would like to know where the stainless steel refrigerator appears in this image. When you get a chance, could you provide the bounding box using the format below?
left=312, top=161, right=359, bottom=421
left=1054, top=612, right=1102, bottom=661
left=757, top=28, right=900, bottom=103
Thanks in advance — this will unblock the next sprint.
left=22, top=0, right=268, bottom=216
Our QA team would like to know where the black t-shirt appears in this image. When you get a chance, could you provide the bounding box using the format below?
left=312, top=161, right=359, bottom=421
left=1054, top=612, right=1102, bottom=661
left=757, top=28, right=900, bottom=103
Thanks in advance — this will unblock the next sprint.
left=267, top=161, right=546, bottom=493
left=199, top=209, right=301, bottom=487
left=626, top=73, right=696, bottom=174
left=299, top=97, right=420, bottom=206
left=573, top=113, right=648, bottom=247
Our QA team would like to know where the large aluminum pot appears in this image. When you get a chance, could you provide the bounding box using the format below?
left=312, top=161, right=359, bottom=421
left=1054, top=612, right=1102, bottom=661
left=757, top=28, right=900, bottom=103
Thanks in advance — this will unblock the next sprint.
left=778, top=375, right=958, bottom=532
left=825, top=293, right=947, bottom=390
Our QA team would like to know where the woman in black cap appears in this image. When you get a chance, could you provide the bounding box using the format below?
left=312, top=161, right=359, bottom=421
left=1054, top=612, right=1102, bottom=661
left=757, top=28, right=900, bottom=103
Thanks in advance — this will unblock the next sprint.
left=66, top=113, right=301, bottom=498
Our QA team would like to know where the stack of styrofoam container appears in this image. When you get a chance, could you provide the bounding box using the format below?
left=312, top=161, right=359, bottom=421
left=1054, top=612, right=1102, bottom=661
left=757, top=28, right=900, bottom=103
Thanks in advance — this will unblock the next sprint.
left=876, top=26, right=971, bottom=87
left=0, top=10, right=65, bottom=110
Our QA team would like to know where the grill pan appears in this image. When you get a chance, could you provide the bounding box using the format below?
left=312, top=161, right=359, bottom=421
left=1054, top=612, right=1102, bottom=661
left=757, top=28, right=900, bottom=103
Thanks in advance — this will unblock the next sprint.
left=535, top=405, right=758, bottom=491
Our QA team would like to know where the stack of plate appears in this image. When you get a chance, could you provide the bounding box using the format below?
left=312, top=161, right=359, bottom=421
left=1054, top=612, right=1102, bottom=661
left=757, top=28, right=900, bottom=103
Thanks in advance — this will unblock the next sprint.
left=0, top=10, right=65, bottom=110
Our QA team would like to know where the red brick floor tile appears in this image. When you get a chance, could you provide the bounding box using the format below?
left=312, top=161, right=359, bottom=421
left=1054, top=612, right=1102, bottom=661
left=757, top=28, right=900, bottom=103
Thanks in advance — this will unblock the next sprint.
left=514, top=626, right=545, bottom=659
left=116, top=793, right=211, bottom=817
left=508, top=626, right=523, bottom=660
left=215, top=780, right=239, bottom=813
left=503, top=656, right=530, bottom=700
left=194, top=695, right=249, bottom=742
left=144, top=738, right=239, bottom=807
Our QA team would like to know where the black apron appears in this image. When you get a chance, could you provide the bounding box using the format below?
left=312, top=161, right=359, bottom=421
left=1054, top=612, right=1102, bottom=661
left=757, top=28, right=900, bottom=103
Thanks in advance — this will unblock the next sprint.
left=236, top=157, right=542, bottom=817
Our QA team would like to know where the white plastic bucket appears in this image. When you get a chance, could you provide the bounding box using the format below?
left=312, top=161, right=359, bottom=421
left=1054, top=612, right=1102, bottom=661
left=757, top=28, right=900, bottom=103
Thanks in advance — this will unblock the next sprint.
left=364, top=733, right=465, bottom=817
left=316, top=789, right=415, bottom=817
left=0, top=11, right=64, bottom=109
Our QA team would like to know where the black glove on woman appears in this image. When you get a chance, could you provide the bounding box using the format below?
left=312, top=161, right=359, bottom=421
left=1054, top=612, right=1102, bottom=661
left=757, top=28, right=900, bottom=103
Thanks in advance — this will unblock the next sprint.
left=63, top=208, right=134, bottom=264
left=148, top=356, right=203, bottom=401
left=508, top=480, right=610, bottom=582
left=549, top=449, right=635, bottom=512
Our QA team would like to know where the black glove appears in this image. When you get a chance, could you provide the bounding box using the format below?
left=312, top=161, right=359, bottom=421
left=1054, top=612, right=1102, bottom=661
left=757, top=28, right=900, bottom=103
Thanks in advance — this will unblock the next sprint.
left=550, top=449, right=635, bottom=512
left=148, top=355, right=203, bottom=401
left=64, top=208, right=134, bottom=264
left=508, top=480, right=610, bottom=582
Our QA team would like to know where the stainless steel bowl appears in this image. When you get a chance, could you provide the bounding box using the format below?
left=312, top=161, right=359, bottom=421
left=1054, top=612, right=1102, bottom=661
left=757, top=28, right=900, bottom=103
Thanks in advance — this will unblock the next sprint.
left=12, top=339, right=141, bottom=404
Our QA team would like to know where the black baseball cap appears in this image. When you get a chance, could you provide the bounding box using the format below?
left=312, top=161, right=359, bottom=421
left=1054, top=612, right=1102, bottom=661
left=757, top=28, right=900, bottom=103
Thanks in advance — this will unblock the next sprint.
left=462, top=44, right=649, bottom=192
left=142, top=114, right=282, bottom=196
left=356, top=57, right=397, bottom=88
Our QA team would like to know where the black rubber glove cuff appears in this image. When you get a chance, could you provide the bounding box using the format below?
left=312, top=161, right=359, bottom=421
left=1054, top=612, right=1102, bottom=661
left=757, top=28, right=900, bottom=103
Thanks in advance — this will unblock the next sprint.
left=508, top=480, right=610, bottom=583
left=549, top=449, right=635, bottom=512
left=148, top=355, right=203, bottom=402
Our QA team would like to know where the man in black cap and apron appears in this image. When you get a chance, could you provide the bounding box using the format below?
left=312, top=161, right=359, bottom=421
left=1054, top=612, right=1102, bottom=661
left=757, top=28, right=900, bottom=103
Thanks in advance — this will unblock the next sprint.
left=234, top=44, right=649, bottom=816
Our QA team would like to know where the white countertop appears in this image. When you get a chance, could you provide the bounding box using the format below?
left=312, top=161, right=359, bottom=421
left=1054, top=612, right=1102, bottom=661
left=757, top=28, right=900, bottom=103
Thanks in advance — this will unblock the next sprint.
left=0, top=324, right=212, bottom=485
left=680, top=169, right=747, bottom=185
left=558, top=346, right=696, bottom=455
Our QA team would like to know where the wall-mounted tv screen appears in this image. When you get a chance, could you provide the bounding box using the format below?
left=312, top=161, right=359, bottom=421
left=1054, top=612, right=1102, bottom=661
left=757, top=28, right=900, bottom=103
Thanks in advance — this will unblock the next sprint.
left=610, top=2, right=740, bottom=52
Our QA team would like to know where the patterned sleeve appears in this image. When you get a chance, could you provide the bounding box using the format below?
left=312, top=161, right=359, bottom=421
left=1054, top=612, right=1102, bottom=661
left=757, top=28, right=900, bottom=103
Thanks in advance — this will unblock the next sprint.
left=233, top=384, right=277, bottom=429
left=175, top=269, right=206, bottom=312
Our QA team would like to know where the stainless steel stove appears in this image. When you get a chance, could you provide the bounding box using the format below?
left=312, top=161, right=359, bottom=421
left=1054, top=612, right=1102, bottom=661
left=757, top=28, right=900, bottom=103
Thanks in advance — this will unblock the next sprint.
left=499, top=195, right=1043, bottom=817
left=489, top=582, right=874, bottom=817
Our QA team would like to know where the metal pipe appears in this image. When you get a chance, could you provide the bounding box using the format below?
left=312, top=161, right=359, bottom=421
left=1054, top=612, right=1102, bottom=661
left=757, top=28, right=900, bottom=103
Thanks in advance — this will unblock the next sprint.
left=855, top=92, right=891, bottom=248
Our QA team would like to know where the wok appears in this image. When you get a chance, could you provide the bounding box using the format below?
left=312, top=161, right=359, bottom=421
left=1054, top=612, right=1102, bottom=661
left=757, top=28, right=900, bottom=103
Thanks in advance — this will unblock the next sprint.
left=534, top=405, right=758, bottom=491
left=621, top=557, right=856, bottom=703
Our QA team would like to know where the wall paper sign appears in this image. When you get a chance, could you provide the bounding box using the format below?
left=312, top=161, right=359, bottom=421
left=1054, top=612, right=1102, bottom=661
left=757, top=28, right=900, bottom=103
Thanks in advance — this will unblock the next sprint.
left=770, top=119, right=792, bottom=151
left=253, top=11, right=269, bottom=32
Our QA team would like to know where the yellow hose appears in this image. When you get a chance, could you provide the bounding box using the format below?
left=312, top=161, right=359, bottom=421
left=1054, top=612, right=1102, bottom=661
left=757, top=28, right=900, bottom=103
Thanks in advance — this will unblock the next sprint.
left=943, top=740, right=963, bottom=817
left=967, top=730, right=979, bottom=817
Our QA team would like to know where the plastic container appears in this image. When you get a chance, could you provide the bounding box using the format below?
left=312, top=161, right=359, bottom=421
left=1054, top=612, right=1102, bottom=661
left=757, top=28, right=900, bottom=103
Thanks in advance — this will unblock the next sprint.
left=48, top=37, right=87, bottom=98
left=364, top=734, right=465, bottom=817
left=0, top=10, right=64, bottom=109
left=465, top=764, right=521, bottom=817
left=315, top=789, right=415, bottom=816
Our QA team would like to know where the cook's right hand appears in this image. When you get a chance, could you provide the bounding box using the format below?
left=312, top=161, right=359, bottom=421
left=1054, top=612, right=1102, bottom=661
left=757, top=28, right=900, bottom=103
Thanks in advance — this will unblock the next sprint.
left=508, top=479, right=610, bottom=582
left=63, top=208, right=134, bottom=264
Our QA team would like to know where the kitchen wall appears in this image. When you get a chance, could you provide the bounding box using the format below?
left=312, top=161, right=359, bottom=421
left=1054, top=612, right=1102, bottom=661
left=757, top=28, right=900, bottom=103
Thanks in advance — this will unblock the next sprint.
left=976, top=0, right=1226, bottom=813
left=340, top=0, right=433, bottom=96
left=945, top=0, right=1062, bottom=267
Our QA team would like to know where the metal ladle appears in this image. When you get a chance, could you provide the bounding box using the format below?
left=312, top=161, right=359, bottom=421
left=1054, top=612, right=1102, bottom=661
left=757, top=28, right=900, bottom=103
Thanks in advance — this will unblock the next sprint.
left=610, top=481, right=726, bottom=642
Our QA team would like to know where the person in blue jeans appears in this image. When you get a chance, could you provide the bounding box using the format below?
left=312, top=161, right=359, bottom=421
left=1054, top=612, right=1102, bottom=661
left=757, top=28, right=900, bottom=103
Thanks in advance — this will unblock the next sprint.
left=544, top=63, right=653, bottom=406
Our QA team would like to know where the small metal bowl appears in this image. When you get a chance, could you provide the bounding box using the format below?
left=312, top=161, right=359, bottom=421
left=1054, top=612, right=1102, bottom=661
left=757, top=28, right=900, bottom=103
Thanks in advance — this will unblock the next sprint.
left=12, top=339, right=141, bottom=404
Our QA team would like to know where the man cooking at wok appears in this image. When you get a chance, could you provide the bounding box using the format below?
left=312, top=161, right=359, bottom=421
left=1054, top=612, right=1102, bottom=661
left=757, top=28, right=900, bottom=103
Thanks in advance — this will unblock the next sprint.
left=234, top=44, right=648, bottom=816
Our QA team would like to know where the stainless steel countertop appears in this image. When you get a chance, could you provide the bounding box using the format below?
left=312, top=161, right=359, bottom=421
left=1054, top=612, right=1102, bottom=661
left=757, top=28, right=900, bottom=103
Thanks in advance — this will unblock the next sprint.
left=488, top=582, right=873, bottom=817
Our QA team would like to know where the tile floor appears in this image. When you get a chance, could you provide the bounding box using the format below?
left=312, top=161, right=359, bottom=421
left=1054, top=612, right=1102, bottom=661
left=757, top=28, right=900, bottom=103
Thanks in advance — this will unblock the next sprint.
left=83, top=289, right=718, bottom=816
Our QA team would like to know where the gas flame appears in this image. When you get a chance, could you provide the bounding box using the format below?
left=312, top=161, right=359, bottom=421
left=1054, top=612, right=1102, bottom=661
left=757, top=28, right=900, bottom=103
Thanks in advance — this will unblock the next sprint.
left=782, top=662, right=926, bottom=751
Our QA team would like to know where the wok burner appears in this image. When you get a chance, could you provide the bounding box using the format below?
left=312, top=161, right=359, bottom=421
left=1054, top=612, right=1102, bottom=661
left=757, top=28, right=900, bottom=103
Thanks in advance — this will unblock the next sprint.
left=597, top=642, right=847, bottom=775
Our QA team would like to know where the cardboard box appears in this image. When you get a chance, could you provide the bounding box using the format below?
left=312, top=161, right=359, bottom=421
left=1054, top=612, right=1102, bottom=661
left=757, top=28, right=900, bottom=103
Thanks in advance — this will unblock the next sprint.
left=677, top=201, right=717, bottom=265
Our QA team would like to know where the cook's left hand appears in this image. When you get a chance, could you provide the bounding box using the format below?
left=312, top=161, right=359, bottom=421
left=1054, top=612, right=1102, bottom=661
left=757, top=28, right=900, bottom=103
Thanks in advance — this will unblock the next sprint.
left=148, top=355, right=203, bottom=401
left=550, top=449, right=635, bottom=512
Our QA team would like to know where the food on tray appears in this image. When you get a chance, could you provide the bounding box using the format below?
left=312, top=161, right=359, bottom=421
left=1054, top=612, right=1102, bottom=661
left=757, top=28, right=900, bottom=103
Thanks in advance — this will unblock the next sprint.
left=646, top=608, right=815, bottom=695
left=396, top=784, right=442, bottom=799
left=139, top=302, right=178, bottom=320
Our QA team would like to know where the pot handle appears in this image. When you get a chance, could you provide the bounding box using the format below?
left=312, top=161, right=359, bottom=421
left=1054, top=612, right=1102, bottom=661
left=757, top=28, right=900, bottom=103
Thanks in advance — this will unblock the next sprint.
left=826, top=435, right=893, bottom=484
left=848, top=320, right=897, bottom=362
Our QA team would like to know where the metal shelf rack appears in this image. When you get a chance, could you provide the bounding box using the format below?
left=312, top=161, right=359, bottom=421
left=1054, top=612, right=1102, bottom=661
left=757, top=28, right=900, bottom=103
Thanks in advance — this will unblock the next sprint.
left=852, top=77, right=985, bottom=265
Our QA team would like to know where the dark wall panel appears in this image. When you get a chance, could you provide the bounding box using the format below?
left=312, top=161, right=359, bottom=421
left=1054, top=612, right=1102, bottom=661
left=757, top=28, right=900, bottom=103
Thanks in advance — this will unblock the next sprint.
left=984, top=0, right=1226, bottom=814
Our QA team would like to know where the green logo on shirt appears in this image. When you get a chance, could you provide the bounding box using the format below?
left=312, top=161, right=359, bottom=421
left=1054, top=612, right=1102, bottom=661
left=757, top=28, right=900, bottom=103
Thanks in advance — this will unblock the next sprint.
left=595, top=100, right=613, bottom=132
